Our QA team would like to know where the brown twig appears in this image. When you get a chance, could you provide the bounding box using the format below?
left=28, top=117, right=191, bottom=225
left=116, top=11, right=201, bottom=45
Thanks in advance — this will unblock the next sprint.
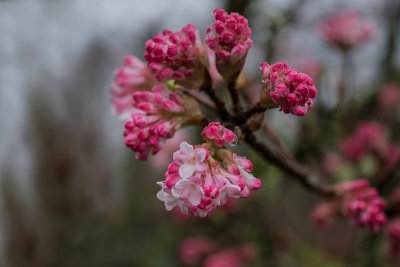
left=244, top=130, right=335, bottom=198
left=201, top=71, right=230, bottom=121
left=182, top=89, right=217, bottom=112
left=228, top=80, right=241, bottom=114
left=262, top=117, right=293, bottom=161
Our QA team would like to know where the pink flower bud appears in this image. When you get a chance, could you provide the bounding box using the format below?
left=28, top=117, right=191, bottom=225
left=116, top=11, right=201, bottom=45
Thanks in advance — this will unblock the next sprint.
left=111, top=55, right=156, bottom=119
left=261, top=61, right=317, bottom=116
left=206, top=8, right=252, bottom=81
left=201, top=122, right=237, bottom=147
left=144, top=24, right=207, bottom=89
left=123, top=86, right=201, bottom=160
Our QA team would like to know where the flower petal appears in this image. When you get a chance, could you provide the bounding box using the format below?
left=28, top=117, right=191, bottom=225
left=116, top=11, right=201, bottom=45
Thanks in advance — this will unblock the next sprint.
left=179, top=163, right=196, bottom=178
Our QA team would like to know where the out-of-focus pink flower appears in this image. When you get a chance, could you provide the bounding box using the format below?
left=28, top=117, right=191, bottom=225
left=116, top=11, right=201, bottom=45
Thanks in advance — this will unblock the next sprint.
left=123, top=85, right=201, bottom=160
left=336, top=179, right=387, bottom=233
left=386, top=218, right=400, bottom=258
left=319, top=9, right=375, bottom=50
left=144, top=24, right=207, bottom=89
left=111, top=55, right=156, bottom=119
left=311, top=201, right=339, bottom=228
left=179, top=237, right=216, bottom=266
left=378, top=83, right=400, bottom=112
left=312, top=179, right=387, bottom=233
left=206, top=8, right=252, bottom=82
left=340, top=121, right=387, bottom=162
left=260, top=62, right=317, bottom=116
left=322, top=153, right=343, bottom=175
left=203, top=243, right=257, bottom=267
left=157, top=123, right=260, bottom=217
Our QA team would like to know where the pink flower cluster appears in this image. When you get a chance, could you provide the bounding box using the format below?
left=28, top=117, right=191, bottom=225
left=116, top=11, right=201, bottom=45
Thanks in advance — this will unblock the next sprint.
left=123, top=85, right=200, bottom=160
left=319, top=9, right=375, bottom=50
left=340, top=121, right=386, bottom=162
left=386, top=218, right=400, bottom=258
left=261, top=62, right=317, bottom=116
left=111, top=55, right=156, bottom=118
left=337, top=179, right=387, bottom=233
left=312, top=179, right=387, bottom=233
left=201, top=122, right=236, bottom=147
left=144, top=24, right=207, bottom=89
left=157, top=123, right=261, bottom=217
left=206, top=8, right=252, bottom=81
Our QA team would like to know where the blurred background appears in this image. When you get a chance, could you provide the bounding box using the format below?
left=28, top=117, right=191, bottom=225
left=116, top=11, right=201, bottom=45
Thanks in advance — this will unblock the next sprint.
left=1, top=0, right=399, bottom=266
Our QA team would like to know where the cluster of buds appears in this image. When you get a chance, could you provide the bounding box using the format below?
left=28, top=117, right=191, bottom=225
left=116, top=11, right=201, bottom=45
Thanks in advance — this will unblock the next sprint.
left=206, top=8, right=252, bottom=81
left=201, top=121, right=236, bottom=147
left=144, top=24, right=207, bottom=89
left=319, top=9, right=375, bottom=50
left=386, top=218, right=400, bottom=258
left=340, top=121, right=387, bottom=162
left=157, top=123, right=261, bottom=217
left=123, top=85, right=201, bottom=160
left=260, top=62, right=317, bottom=116
left=312, top=179, right=387, bottom=233
left=111, top=55, right=156, bottom=118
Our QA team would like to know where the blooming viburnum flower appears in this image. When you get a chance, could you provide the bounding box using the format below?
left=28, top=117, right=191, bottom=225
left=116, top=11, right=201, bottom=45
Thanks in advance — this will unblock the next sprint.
left=144, top=24, right=207, bottom=89
left=319, top=9, right=375, bottom=50
left=111, top=55, right=156, bottom=119
left=260, top=62, right=318, bottom=116
left=206, top=8, right=252, bottom=82
left=123, top=85, right=201, bottom=160
left=311, top=179, right=387, bottom=233
left=157, top=123, right=261, bottom=217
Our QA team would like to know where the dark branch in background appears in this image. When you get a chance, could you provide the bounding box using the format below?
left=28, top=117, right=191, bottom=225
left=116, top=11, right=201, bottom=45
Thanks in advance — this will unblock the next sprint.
left=381, top=0, right=400, bottom=81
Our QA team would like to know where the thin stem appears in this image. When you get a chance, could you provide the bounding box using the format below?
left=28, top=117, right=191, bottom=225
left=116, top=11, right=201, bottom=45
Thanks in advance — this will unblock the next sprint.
left=182, top=89, right=216, bottom=112
left=228, top=80, right=241, bottom=113
left=262, top=117, right=293, bottom=161
left=240, top=103, right=266, bottom=121
left=201, top=71, right=230, bottom=121
left=244, top=130, right=335, bottom=198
